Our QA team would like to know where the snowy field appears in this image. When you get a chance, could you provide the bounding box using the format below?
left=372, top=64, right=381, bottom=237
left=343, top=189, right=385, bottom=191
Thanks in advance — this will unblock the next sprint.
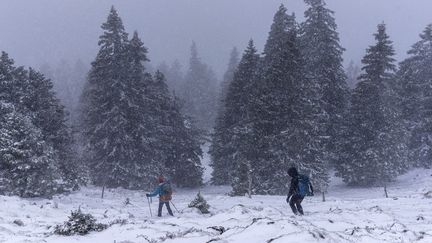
left=0, top=169, right=431, bottom=243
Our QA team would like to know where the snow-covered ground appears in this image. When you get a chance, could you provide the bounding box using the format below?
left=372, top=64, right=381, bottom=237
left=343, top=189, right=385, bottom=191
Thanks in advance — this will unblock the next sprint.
left=0, top=169, right=431, bottom=243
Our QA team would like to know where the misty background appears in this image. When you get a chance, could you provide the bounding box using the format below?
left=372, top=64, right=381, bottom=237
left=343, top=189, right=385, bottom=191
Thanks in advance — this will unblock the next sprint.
left=0, top=0, right=431, bottom=78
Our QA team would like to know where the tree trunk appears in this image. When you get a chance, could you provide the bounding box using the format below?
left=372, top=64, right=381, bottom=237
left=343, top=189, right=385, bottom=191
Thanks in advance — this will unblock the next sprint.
left=322, top=191, right=326, bottom=202
left=101, top=186, right=105, bottom=199
left=384, top=185, right=388, bottom=198
left=247, top=162, right=252, bottom=198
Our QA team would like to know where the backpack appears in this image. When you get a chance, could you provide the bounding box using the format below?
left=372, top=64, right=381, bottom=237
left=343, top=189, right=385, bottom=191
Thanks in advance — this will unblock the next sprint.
left=298, top=175, right=313, bottom=197
left=160, top=182, right=172, bottom=201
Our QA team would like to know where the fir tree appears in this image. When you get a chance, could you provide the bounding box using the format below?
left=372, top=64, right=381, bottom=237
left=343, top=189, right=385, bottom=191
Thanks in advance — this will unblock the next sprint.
left=25, top=68, right=81, bottom=190
left=220, top=47, right=240, bottom=99
left=253, top=5, right=328, bottom=194
left=0, top=102, right=61, bottom=197
left=188, top=191, right=210, bottom=214
left=165, top=97, right=204, bottom=188
left=251, top=7, right=298, bottom=193
left=210, top=40, right=259, bottom=188
left=80, top=7, right=142, bottom=188
left=211, top=48, right=240, bottom=184
left=167, top=60, right=185, bottom=94
left=124, top=31, right=161, bottom=189
left=1, top=51, right=79, bottom=196
left=81, top=8, right=204, bottom=190
left=157, top=60, right=184, bottom=95
left=180, top=42, right=218, bottom=131
left=148, top=71, right=203, bottom=187
left=398, top=24, right=432, bottom=168
left=301, top=0, right=350, bottom=167
left=337, top=24, right=407, bottom=186
left=0, top=52, right=15, bottom=102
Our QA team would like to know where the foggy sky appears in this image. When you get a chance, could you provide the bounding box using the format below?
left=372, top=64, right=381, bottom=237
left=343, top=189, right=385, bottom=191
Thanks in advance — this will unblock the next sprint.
left=0, top=0, right=431, bottom=78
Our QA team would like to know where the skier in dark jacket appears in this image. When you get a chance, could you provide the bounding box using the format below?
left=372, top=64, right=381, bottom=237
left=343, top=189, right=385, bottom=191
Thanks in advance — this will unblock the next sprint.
left=146, top=176, right=174, bottom=217
left=286, top=167, right=313, bottom=215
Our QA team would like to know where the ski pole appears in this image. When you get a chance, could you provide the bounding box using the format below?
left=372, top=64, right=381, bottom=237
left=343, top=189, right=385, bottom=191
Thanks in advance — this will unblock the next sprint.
left=170, top=201, right=180, bottom=213
left=147, top=196, right=153, bottom=217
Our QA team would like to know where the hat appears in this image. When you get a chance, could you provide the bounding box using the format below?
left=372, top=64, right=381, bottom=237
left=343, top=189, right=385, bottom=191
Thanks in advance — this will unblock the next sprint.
left=158, top=176, right=165, bottom=183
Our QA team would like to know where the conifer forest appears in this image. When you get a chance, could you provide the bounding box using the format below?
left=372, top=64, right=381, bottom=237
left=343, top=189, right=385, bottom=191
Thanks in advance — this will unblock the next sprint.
left=1, top=1, right=432, bottom=242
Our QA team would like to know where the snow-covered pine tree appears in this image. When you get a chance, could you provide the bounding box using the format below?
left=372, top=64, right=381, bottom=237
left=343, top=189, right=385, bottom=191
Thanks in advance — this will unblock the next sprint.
left=0, top=101, right=61, bottom=198
left=157, top=60, right=184, bottom=95
left=0, top=51, right=79, bottom=196
left=210, top=47, right=241, bottom=186
left=251, top=5, right=328, bottom=194
left=123, top=31, right=163, bottom=189
left=220, top=47, right=240, bottom=100
left=337, top=24, right=408, bottom=186
left=167, top=60, right=185, bottom=95
left=24, top=68, right=81, bottom=190
left=188, top=191, right=210, bottom=214
left=398, top=24, right=432, bottom=168
left=249, top=5, right=296, bottom=194
left=165, top=96, right=204, bottom=188
left=0, top=52, right=15, bottom=102
left=151, top=72, right=203, bottom=187
left=180, top=42, right=218, bottom=131
left=81, top=8, right=204, bottom=190
left=301, top=0, right=350, bottom=168
left=80, top=7, right=147, bottom=188
left=210, top=40, right=260, bottom=191
left=213, top=47, right=240, bottom=152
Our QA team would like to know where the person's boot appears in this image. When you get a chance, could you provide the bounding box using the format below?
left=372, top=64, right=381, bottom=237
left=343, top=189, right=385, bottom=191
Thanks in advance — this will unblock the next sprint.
left=166, top=202, right=174, bottom=216
left=289, top=203, right=298, bottom=215
left=158, top=202, right=163, bottom=217
left=297, top=205, right=304, bottom=215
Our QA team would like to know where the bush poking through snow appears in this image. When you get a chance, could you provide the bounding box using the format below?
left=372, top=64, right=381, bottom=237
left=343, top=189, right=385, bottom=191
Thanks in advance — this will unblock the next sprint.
left=208, top=226, right=226, bottom=234
left=124, top=198, right=131, bottom=206
left=13, top=219, right=24, bottom=226
left=188, top=192, right=210, bottom=214
left=54, top=208, right=107, bottom=236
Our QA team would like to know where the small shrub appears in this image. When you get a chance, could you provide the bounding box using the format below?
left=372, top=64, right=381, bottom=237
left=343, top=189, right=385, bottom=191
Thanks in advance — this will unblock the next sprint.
left=188, top=192, right=210, bottom=214
left=124, top=198, right=131, bottom=206
left=13, top=219, right=24, bottom=226
left=54, top=208, right=107, bottom=236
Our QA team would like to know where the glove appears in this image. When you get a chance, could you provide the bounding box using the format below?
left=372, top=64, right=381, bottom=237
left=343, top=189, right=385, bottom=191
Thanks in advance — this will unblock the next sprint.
left=146, top=193, right=150, bottom=197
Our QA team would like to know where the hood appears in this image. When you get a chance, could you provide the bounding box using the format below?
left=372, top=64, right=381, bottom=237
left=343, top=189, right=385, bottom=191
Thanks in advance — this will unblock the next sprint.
left=288, top=167, right=298, bottom=177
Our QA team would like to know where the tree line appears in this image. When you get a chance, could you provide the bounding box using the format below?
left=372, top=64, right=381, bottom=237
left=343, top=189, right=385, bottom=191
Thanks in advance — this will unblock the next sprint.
left=0, top=52, right=82, bottom=197
left=0, top=7, right=207, bottom=197
left=1, top=1, right=432, bottom=198
left=210, top=0, right=432, bottom=196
